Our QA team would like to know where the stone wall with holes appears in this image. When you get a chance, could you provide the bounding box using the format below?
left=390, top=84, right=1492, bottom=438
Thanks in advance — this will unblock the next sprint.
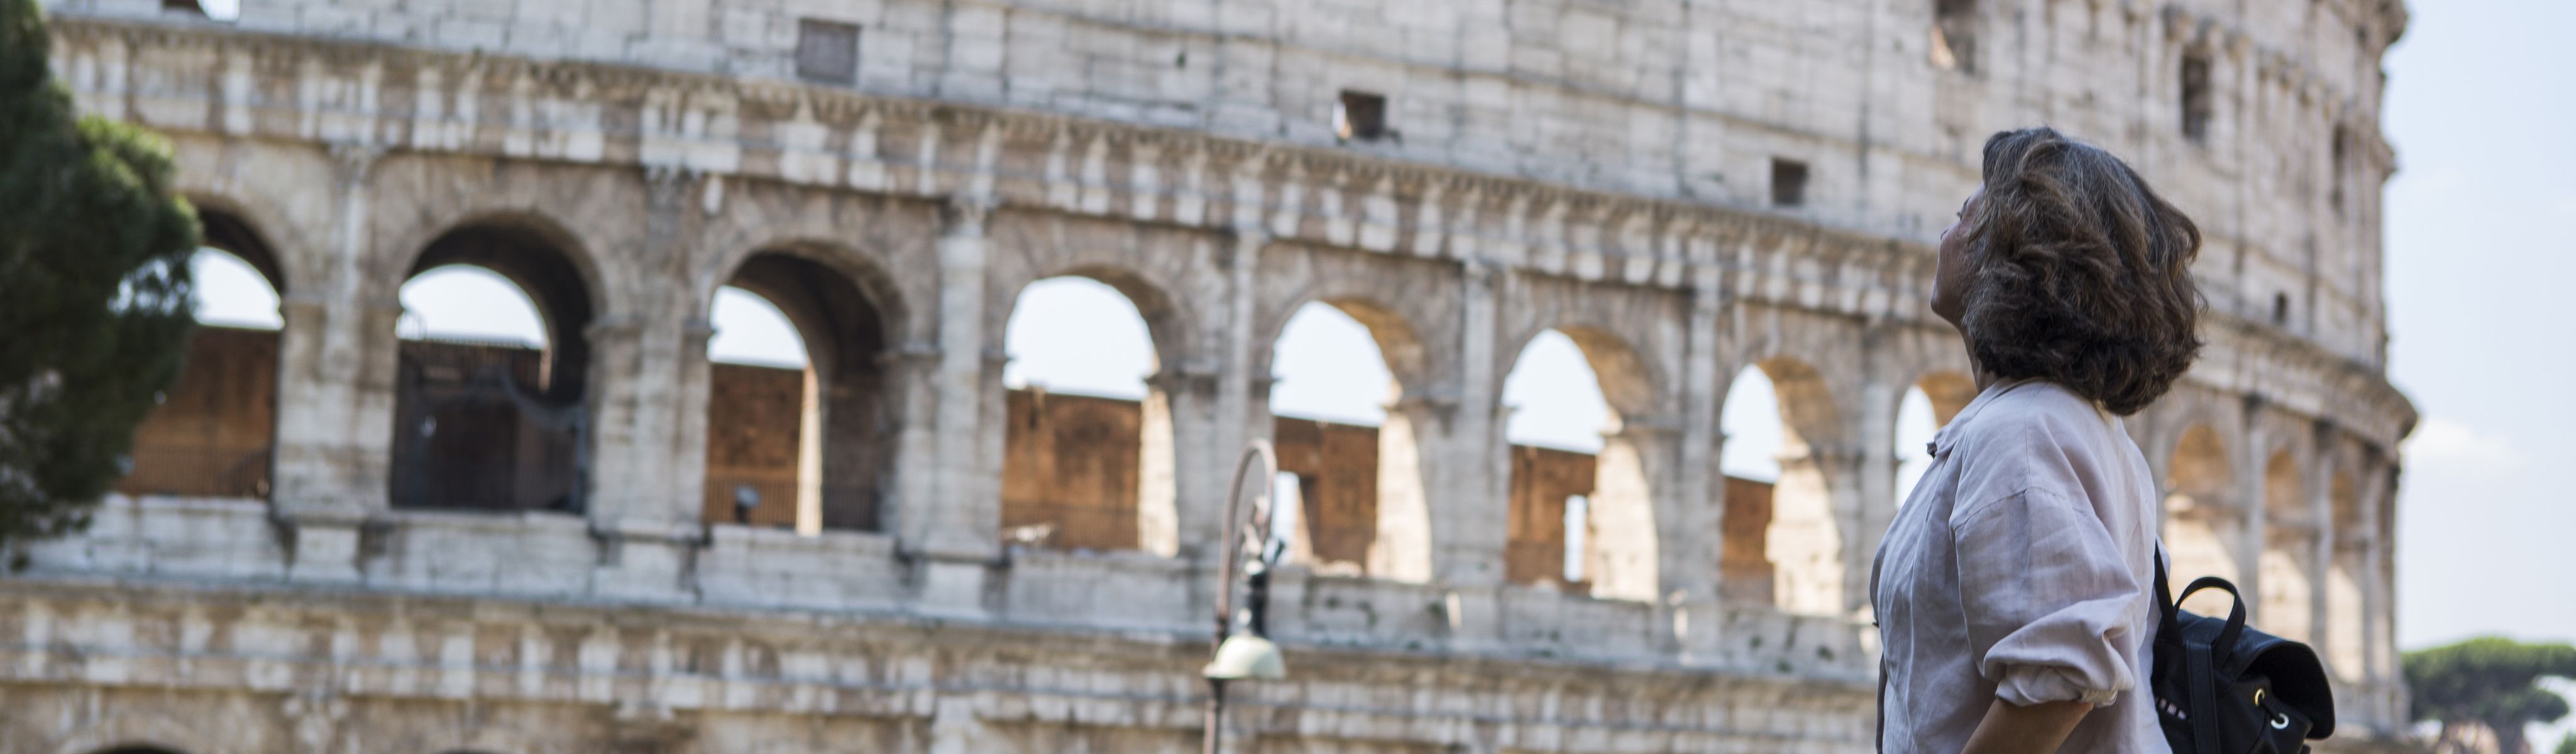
left=12, top=1, right=2421, bottom=751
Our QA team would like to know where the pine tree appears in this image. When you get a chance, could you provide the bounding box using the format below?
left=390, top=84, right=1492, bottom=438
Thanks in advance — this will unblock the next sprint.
left=2407, top=637, right=2576, bottom=754
left=0, top=0, right=202, bottom=567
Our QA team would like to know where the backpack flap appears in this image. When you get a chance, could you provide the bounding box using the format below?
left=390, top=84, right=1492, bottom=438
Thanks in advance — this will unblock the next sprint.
left=2224, top=625, right=2337, bottom=740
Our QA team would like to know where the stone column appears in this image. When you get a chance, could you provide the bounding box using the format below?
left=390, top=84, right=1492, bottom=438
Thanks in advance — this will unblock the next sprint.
left=2233, top=407, right=2270, bottom=618
left=2357, top=455, right=2394, bottom=729
left=1181, top=229, right=1269, bottom=562
left=583, top=168, right=707, bottom=601
left=270, top=141, right=394, bottom=584
left=2306, top=429, right=2336, bottom=664
left=1431, top=260, right=1508, bottom=587
left=1589, top=416, right=1677, bottom=604
left=1666, top=278, right=1727, bottom=658
left=1371, top=392, right=1441, bottom=583
left=1769, top=442, right=1864, bottom=616
left=902, top=195, right=1001, bottom=617
left=1143, top=367, right=1222, bottom=558
left=1421, top=260, right=1507, bottom=651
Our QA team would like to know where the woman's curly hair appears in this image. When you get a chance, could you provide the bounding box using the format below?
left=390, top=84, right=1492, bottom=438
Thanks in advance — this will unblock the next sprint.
left=1957, top=128, right=2204, bottom=415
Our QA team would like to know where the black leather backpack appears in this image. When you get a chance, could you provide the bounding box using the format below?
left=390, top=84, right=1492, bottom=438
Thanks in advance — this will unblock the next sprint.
left=2151, top=552, right=2338, bottom=753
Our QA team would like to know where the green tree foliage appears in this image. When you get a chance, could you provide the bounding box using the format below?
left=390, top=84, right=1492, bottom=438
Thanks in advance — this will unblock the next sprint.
left=0, top=0, right=201, bottom=566
left=2556, top=733, right=2576, bottom=754
left=2406, top=637, right=2576, bottom=754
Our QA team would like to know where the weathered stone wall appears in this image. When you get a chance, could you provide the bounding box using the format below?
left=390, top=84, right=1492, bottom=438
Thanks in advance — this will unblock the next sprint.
left=13, top=0, right=2422, bottom=750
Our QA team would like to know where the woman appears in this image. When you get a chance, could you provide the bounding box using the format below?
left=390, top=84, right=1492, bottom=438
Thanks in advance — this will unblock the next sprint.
left=1873, top=127, right=2204, bottom=753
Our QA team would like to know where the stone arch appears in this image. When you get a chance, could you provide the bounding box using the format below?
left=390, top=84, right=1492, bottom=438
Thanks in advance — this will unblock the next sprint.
left=995, top=269, right=1186, bottom=555
left=371, top=187, right=625, bottom=325
left=2163, top=423, right=2242, bottom=615
left=2257, top=447, right=2314, bottom=642
left=1260, top=295, right=1436, bottom=581
left=983, top=213, right=1211, bottom=371
left=701, top=245, right=905, bottom=533
left=1499, top=324, right=1660, bottom=602
left=185, top=197, right=292, bottom=296
left=1717, top=355, right=1847, bottom=615
left=1888, top=368, right=1973, bottom=514
left=116, top=204, right=290, bottom=500
left=172, top=177, right=314, bottom=295
left=387, top=215, right=602, bottom=513
left=1905, top=370, right=1978, bottom=427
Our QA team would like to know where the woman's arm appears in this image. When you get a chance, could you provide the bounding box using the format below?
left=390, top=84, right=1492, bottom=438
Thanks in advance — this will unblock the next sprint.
left=1959, top=699, right=2092, bottom=754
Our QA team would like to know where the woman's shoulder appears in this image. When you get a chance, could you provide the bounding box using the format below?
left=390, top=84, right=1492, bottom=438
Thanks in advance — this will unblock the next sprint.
left=1954, top=381, right=2113, bottom=447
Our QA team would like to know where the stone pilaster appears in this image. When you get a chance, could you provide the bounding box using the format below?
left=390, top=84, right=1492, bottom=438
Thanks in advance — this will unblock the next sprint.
left=910, top=194, right=999, bottom=617
left=582, top=167, right=708, bottom=601
left=1434, top=260, right=1508, bottom=588
left=271, top=141, right=392, bottom=584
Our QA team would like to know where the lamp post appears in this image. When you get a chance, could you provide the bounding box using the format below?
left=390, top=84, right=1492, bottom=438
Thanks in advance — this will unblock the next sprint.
left=1202, top=439, right=1287, bottom=754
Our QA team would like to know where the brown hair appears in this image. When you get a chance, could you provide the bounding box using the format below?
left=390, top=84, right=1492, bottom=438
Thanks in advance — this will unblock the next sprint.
left=1958, top=128, right=2204, bottom=415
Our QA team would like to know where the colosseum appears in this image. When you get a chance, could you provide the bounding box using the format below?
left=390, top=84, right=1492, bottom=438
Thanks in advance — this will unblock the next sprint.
left=11, top=0, right=2417, bottom=750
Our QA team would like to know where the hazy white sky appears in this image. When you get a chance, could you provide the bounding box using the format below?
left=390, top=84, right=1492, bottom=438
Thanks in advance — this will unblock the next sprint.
left=2377, top=0, right=2575, bottom=651
left=180, top=0, right=2566, bottom=662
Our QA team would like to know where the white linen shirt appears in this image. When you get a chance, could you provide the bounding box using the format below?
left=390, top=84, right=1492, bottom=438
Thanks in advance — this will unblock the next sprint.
left=1871, top=380, right=2164, bottom=753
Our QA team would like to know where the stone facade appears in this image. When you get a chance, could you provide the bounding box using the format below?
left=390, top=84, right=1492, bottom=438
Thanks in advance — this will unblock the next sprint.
left=12, top=0, right=2417, bottom=751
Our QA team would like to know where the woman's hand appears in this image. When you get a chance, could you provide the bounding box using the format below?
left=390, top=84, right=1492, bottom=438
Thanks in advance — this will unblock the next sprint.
left=1957, top=698, right=2093, bottom=754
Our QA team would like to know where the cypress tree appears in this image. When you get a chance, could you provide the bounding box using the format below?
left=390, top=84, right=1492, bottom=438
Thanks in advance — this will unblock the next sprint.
left=0, top=0, right=203, bottom=567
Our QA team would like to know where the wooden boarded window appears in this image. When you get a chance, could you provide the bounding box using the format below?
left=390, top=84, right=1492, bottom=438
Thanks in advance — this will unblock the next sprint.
left=1272, top=417, right=1382, bottom=572
left=1000, top=390, right=1143, bottom=551
left=1505, top=445, right=1596, bottom=588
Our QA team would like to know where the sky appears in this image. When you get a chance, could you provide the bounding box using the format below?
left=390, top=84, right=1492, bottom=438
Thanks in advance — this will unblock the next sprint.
left=2377, top=0, right=2576, bottom=652
left=179, top=0, right=2566, bottom=693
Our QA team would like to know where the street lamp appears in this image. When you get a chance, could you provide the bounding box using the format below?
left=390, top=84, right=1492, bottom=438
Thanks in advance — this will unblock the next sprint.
left=1203, top=439, right=1286, bottom=754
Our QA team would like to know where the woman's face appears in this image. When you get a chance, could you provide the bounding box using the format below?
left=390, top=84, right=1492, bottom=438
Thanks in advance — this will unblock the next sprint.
left=1930, top=187, right=1982, bottom=329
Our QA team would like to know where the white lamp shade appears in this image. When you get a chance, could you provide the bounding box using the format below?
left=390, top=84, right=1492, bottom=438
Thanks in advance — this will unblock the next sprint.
left=1202, top=634, right=1286, bottom=680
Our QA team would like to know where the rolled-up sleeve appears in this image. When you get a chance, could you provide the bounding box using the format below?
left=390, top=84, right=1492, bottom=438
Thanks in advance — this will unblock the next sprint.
left=1950, top=487, right=2146, bottom=707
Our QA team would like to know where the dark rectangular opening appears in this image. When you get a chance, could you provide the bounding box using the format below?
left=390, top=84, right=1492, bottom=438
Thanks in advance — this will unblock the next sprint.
left=1932, top=0, right=1978, bottom=74
left=2181, top=53, right=2213, bottom=143
left=1337, top=90, right=1389, bottom=142
left=796, top=19, right=861, bottom=84
left=1771, top=158, right=1810, bottom=207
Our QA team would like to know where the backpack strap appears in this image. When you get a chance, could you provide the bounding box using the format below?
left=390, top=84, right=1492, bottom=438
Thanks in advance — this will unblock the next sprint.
left=2155, top=544, right=2182, bottom=640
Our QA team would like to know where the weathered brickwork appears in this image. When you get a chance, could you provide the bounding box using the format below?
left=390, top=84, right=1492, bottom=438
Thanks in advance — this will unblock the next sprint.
left=14, top=0, right=2417, bottom=751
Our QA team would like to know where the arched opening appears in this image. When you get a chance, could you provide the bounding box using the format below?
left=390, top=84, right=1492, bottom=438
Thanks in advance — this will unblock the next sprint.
left=2325, top=470, right=2366, bottom=681
left=1719, top=359, right=1844, bottom=614
left=2164, top=424, right=2242, bottom=616
left=2257, top=450, right=2313, bottom=642
left=390, top=222, right=593, bottom=513
left=1500, top=329, right=1654, bottom=601
left=1267, top=300, right=1429, bottom=580
left=119, top=209, right=283, bottom=499
left=1893, top=371, right=1976, bottom=510
left=702, top=251, right=893, bottom=533
left=998, top=276, right=1173, bottom=554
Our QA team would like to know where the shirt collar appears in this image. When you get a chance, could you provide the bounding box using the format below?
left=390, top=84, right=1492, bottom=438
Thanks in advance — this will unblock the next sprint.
left=1927, top=378, right=2034, bottom=459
